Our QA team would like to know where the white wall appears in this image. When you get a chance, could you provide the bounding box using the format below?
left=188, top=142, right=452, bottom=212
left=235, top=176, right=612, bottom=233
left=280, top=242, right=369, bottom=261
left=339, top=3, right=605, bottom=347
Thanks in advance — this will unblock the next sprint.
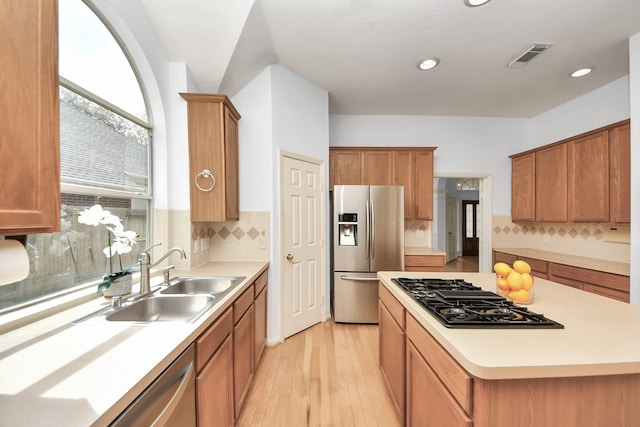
left=232, top=65, right=330, bottom=341
left=527, top=76, right=630, bottom=148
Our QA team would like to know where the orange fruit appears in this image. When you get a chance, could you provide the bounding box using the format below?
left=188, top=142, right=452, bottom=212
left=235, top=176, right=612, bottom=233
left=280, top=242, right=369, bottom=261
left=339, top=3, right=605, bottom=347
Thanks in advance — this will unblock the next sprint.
left=493, top=262, right=511, bottom=277
left=509, top=289, right=530, bottom=303
left=496, top=278, right=509, bottom=291
left=513, top=260, right=531, bottom=274
left=506, top=272, right=524, bottom=291
left=522, top=273, right=533, bottom=291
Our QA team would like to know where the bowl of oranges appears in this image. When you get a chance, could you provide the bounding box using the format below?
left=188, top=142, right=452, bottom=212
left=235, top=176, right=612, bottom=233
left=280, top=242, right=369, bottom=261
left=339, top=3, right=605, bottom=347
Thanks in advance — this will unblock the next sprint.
left=494, top=260, right=534, bottom=304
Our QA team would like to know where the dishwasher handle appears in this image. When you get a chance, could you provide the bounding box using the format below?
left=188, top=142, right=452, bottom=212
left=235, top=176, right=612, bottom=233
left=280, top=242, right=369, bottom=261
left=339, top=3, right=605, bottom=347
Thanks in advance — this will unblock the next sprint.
left=152, top=357, right=195, bottom=426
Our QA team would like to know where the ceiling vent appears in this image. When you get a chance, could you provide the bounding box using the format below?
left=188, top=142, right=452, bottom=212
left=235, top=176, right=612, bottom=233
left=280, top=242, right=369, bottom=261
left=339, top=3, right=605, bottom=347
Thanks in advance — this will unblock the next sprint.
left=506, top=43, right=553, bottom=68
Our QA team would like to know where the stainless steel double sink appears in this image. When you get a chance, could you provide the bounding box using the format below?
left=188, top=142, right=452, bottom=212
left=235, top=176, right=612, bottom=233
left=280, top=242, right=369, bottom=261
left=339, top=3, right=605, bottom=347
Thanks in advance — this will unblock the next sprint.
left=73, top=276, right=246, bottom=324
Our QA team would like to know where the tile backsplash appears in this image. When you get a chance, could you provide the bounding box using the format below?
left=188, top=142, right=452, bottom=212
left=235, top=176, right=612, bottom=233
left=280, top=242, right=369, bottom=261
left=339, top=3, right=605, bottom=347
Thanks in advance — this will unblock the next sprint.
left=492, top=215, right=630, bottom=263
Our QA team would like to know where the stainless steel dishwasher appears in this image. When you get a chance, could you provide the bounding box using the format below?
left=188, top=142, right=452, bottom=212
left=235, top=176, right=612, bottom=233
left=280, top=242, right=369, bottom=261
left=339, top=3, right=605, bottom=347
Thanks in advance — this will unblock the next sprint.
left=110, top=344, right=196, bottom=426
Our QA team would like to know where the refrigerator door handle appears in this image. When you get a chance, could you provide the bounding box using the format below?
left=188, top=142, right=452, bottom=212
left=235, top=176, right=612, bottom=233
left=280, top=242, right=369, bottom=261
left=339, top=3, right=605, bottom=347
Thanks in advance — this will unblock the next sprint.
left=365, top=199, right=371, bottom=260
left=339, top=275, right=378, bottom=281
left=370, top=199, right=375, bottom=260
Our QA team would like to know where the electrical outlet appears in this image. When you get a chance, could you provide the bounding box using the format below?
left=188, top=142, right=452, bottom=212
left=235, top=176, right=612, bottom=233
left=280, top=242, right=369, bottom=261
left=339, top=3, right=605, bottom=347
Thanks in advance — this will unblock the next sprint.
left=415, top=230, right=425, bottom=238
left=258, top=237, right=266, bottom=250
left=193, top=239, right=200, bottom=253
left=543, top=234, right=550, bottom=243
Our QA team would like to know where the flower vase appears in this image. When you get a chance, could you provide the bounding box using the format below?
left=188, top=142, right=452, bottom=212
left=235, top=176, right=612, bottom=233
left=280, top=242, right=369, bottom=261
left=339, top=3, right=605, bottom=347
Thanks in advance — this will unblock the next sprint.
left=103, top=273, right=133, bottom=297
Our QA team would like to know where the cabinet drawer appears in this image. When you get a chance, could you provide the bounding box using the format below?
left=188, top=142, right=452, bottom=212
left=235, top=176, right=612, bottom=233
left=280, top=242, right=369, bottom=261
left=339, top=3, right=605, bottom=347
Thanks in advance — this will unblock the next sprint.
left=548, top=262, right=629, bottom=301
left=405, top=255, right=445, bottom=267
left=493, top=251, right=516, bottom=266
left=234, top=285, right=255, bottom=324
left=254, top=269, right=268, bottom=296
left=196, top=307, right=233, bottom=372
left=406, top=314, right=473, bottom=414
left=379, top=283, right=405, bottom=329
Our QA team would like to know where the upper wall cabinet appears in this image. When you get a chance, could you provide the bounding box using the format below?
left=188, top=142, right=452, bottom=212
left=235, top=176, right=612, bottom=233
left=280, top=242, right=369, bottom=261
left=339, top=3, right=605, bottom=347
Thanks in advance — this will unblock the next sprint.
left=180, top=93, right=241, bottom=222
left=329, top=147, right=436, bottom=220
left=609, top=122, right=631, bottom=224
left=0, top=0, right=60, bottom=236
left=510, top=120, right=630, bottom=224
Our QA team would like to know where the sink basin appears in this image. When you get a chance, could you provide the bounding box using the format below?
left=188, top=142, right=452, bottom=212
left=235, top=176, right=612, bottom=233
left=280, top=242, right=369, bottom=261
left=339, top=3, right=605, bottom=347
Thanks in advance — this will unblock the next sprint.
left=106, top=294, right=215, bottom=322
left=161, top=276, right=245, bottom=297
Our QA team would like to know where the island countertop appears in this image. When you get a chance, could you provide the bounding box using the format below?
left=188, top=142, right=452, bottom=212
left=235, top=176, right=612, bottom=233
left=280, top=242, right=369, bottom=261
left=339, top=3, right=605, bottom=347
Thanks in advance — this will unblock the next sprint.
left=0, top=261, right=268, bottom=427
left=378, top=271, right=640, bottom=380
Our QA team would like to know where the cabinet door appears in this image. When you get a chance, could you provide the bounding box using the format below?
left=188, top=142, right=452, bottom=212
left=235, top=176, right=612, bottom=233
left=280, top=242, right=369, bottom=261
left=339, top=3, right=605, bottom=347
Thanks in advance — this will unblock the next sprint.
left=224, top=107, right=240, bottom=220
left=379, top=299, right=405, bottom=423
left=394, top=151, right=415, bottom=219
left=0, top=0, right=60, bottom=235
left=609, top=123, right=630, bottom=224
left=568, top=131, right=609, bottom=222
left=254, top=286, right=267, bottom=367
left=414, top=150, right=434, bottom=220
left=406, top=341, right=472, bottom=427
left=535, top=143, right=567, bottom=222
left=511, top=152, right=535, bottom=222
left=234, top=304, right=255, bottom=419
left=330, top=149, right=363, bottom=188
left=197, top=335, right=234, bottom=427
left=363, top=151, right=393, bottom=185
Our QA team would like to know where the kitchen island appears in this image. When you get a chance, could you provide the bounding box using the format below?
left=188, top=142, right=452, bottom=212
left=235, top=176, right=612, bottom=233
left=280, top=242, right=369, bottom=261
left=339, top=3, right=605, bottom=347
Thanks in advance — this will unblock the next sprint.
left=378, top=271, right=640, bottom=426
left=0, top=261, right=268, bottom=427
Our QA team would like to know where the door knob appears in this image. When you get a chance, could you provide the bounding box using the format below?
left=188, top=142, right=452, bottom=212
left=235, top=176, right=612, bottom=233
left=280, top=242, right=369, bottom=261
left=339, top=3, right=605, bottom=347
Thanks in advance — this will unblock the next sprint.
left=286, top=253, right=293, bottom=261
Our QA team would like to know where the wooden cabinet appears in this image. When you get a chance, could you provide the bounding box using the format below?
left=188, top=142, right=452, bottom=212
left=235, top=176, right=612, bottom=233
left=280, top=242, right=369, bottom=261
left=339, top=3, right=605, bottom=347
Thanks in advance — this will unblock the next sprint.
left=511, top=120, right=630, bottom=224
left=0, top=0, right=60, bottom=235
left=393, top=151, right=414, bottom=219
left=180, top=93, right=241, bottom=222
left=568, top=131, right=609, bottom=222
left=413, top=150, right=435, bottom=220
left=364, top=151, right=393, bottom=184
left=378, top=283, right=406, bottom=424
left=535, top=143, right=568, bottom=222
left=195, top=308, right=234, bottom=427
left=406, top=315, right=473, bottom=427
left=253, top=270, right=268, bottom=367
left=405, top=254, right=445, bottom=272
left=493, top=250, right=628, bottom=302
left=330, top=147, right=436, bottom=220
left=233, top=285, right=255, bottom=419
left=609, top=122, right=631, bottom=223
left=548, top=262, right=629, bottom=302
left=510, top=152, right=536, bottom=222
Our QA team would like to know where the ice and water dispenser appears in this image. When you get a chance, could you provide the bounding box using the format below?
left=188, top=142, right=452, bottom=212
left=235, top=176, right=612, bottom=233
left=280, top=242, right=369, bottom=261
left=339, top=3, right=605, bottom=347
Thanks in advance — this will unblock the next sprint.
left=337, top=213, right=358, bottom=246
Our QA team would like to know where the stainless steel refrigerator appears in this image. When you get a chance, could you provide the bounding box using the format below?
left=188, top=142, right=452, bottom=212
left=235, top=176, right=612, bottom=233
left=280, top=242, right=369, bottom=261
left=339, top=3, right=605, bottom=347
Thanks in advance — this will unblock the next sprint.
left=332, top=185, right=404, bottom=323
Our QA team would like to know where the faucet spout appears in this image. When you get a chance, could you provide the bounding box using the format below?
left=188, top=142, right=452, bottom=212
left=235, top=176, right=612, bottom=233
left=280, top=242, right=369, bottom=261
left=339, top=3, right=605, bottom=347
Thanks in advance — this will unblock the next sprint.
left=139, top=246, right=187, bottom=295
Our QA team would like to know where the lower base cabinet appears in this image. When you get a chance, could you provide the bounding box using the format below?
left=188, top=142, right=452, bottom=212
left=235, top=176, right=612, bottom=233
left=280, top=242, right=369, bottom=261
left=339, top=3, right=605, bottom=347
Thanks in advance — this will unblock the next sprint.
left=406, top=341, right=472, bottom=427
left=378, top=284, right=405, bottom=423
left=404, top=255, right=445, bottom=272
left=233, top=286, right=255, bottom=419
left=196, top=308, right=234, bottom=427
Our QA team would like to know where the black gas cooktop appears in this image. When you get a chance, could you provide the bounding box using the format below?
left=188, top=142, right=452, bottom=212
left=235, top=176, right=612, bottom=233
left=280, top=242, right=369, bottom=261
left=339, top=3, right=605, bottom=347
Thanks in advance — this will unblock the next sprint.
left=392, top=278, right=564, bottom=329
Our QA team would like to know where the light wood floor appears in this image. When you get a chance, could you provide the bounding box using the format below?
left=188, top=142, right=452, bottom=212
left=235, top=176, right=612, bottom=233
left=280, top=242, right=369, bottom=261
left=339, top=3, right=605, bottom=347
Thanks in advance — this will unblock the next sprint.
left=236, top=320, right=401, bottom=427
left=445, top=255, right=479, bottom=272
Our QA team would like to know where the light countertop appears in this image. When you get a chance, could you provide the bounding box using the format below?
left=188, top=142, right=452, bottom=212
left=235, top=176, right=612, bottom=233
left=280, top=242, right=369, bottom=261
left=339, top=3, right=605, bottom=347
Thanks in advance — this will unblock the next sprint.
left=0, top=261, right=268, bottom=427
left=494, top=247, right=630, bottom=276
left=404, top=246, right=446, bottom=256
left=378, top=271, right=640, bottom=380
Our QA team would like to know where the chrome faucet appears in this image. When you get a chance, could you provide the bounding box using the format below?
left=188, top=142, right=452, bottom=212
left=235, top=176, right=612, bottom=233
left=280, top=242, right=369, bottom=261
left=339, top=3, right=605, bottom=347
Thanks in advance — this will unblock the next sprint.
left=139, top=244, right=187, bottom=294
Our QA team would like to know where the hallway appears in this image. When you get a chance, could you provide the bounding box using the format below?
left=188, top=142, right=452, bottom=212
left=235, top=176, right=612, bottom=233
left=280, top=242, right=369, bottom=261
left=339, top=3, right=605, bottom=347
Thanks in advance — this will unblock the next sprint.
left=445, top=255, right=479, bottom=272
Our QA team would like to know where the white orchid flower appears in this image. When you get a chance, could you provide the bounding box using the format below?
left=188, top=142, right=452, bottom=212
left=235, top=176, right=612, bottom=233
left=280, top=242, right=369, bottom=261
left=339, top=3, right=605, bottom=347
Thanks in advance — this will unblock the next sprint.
left=101, top=213, right=123, bottom=229
left=78, top=204, right=111, bottom=226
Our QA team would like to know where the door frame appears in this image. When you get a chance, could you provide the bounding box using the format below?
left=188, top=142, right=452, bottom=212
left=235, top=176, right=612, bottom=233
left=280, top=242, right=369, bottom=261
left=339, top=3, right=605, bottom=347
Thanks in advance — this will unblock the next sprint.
left=278, top=150, right=327, bottom=341
left=435, top=174, right=493, bottom=272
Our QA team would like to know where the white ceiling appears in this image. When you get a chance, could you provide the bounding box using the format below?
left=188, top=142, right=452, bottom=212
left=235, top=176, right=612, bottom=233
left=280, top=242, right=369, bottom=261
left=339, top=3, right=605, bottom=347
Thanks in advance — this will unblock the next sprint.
left=140, top=0, right=640, bottom=118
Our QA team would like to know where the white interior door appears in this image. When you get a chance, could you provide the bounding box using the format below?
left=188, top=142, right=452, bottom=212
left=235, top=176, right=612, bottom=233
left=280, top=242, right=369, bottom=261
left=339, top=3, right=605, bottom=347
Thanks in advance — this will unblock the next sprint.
left=281, top=154, right=324, bottom=339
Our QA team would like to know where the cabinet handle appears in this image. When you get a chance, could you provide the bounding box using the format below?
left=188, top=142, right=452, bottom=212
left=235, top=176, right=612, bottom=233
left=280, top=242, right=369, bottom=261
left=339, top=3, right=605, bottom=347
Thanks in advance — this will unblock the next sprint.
left=195, top=169, right=216, bottom=192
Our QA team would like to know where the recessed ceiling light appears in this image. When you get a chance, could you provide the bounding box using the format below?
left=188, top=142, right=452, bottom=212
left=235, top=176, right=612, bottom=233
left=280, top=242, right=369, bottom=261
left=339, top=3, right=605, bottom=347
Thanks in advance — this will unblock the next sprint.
left=418, top=58, right=440, bottom=71
left=570, top=67, right=593, bottom=78
left=464, top=0, right=491, bottom=7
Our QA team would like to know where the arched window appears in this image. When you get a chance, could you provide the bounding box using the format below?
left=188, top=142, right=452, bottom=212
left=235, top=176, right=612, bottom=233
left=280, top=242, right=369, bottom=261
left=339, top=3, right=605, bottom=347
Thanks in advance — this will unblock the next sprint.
left=0, top=1, right=152, bottom=312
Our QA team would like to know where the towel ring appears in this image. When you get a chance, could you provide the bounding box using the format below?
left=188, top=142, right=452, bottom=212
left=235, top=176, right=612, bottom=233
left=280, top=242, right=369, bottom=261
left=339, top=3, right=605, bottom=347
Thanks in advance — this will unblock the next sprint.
left=195, top=169, right=216, bottom=192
